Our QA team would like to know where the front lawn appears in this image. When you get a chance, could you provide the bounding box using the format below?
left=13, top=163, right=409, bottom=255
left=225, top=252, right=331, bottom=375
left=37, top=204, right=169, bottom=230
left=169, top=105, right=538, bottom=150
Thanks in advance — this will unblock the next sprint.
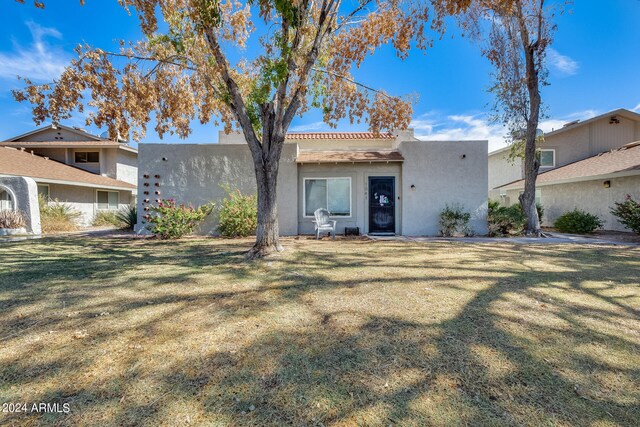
left=0, top=237, right=638, bottom=426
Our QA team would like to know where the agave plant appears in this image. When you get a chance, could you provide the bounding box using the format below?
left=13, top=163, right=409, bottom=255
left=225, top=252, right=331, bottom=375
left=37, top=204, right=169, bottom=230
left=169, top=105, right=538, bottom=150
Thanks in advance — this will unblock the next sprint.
left=38, top=194, right=81, bottom=233
left=116, top=205, right=137, bottom=231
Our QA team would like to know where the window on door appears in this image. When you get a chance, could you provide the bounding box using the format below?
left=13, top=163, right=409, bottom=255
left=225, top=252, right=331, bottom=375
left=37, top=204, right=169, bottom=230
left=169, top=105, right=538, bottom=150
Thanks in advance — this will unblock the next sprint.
left=97, top=191, right=119, bottom=210
left=304, top=178, right=351, bottom=217
left=75, top=151, right=100, bottom=163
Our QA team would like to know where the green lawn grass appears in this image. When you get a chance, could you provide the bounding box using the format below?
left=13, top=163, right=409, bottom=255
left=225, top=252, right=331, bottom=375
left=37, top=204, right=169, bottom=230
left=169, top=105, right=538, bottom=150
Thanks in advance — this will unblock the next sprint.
left=0, top=237, right=638, bottom=426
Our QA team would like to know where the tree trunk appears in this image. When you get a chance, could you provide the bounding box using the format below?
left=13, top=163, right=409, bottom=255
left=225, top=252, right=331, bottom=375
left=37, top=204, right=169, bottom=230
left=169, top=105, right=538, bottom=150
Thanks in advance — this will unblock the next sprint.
left=246, top=152, right=284, bottom=259
left=519, top=133, right=541, bottom=235
left=518, top=15, right=543, bottom=236
left=243, top=105, right=286, bottom=259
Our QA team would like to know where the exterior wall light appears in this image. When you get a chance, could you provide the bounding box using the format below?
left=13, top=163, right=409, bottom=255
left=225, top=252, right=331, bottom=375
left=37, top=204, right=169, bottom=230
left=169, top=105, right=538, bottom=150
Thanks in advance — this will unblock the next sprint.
left=410, top=184, right=416, bottom=190
left=603, top=180, right=611, bottom=188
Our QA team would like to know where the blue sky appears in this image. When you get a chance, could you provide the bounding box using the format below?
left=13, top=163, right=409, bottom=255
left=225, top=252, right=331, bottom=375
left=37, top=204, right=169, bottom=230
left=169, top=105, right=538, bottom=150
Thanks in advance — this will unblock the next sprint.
left=0, top=0, right=638, bottom=151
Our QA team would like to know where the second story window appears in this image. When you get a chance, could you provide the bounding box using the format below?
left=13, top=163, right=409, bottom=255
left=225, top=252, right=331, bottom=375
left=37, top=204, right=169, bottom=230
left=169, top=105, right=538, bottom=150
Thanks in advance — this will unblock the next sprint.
left=539, top=149, right=555, bottom=168
left=75, top=151, right=99, bottom=163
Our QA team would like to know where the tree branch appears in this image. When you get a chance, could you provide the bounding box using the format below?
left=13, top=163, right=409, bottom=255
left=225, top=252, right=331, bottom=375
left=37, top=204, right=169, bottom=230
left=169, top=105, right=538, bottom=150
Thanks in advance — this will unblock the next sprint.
left=310, top=68, right=395, bottom=99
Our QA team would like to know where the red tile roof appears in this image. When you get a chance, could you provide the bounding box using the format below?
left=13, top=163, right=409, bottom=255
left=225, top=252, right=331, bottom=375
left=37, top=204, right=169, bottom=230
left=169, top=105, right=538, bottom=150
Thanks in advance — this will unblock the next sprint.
left=500, top=142, right=640, bottom=189
left=286, top=132, right=394, bottom=140
left=0, top=147, right=136, bottom=190
left=296, top=150, right=404, bottom=163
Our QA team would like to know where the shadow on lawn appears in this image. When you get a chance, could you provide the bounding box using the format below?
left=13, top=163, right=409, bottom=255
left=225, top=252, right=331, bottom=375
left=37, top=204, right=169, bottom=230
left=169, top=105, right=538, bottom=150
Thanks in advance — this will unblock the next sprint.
left=0, top=238, right=638, bottom=426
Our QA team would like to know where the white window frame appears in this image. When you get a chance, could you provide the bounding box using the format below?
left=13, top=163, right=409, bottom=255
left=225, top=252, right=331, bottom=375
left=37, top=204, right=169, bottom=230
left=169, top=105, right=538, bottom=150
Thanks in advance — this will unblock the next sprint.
left=0, top=185, right=16, bottom=211
left=539, top=149, right=556, bottom=168
left=96, top=190, right=119, bottom=211
left=74, top=151, right=100, bottom=164
left=37, top=184, right=50, bottom=200
left=303, top=177, right=352, bottom=218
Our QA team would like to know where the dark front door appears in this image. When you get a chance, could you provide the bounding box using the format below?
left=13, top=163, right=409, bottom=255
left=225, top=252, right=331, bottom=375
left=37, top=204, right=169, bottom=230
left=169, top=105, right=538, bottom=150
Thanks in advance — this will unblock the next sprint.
left=368, top=176, right=396, bottom=234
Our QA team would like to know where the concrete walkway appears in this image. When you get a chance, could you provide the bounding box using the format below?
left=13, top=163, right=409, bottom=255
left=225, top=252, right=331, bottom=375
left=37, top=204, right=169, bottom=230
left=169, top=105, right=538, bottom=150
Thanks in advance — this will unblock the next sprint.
left=368, top=232, right=640, bottom=246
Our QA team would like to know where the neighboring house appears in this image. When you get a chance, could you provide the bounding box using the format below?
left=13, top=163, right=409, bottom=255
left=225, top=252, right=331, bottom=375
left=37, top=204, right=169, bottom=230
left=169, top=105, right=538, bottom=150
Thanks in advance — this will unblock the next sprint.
left=0, top=124, right=137, bottom=225
left=137, top=130, right=489, bottom=236
left=489, top=108, right=640, bottom=231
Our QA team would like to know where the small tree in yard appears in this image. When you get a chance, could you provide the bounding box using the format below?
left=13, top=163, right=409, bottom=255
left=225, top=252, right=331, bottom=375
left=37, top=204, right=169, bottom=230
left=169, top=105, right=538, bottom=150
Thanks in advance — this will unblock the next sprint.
left=437, top=0, right=570, bottom=236
left=12, top=0, right=436, bottom=257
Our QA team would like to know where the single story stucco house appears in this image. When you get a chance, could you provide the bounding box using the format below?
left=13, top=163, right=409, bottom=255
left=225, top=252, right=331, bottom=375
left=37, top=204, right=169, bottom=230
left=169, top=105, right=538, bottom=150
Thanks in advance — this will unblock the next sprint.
left=0, top=124, right=137, bottom=225
left=136, top=130, right=489, bottom=236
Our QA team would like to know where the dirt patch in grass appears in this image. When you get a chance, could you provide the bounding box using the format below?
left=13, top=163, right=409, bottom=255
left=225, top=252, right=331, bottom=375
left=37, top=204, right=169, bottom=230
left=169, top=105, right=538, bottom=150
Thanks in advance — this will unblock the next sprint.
left=0, top=237, right=638, bottom=426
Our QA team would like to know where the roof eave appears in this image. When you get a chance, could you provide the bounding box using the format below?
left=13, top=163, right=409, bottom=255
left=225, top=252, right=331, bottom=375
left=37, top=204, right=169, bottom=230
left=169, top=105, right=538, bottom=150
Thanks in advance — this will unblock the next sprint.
left=6, top=123, right=108, bottom=142
left=0, top=173, right=136, bottom=191
left=499, top=169, right=640, bottom=190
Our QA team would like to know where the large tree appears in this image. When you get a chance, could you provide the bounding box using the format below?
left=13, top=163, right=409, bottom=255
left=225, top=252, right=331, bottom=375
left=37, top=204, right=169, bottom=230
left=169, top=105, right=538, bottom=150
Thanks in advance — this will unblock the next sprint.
left=439, top=0, right=567, bottom=235
left=13, top=0, right=430, bottom=257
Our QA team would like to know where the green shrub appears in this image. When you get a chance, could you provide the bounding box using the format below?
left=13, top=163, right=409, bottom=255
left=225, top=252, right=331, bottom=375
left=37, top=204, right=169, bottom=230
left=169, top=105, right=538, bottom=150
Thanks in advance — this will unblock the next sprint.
left=217, top=188, right=258, bottom=237
left=439, top=204, right=472, bottom=237
left=146, top=198, right=214, bottom=239
left=116, top=205, right=137, bottom=231
left=554, top=209, right=603, bottom=234
left=610, top=195, right=640, bottom=234
left=93, top=211, right=120, bottom=227
left=535, top=203, right=544, bottom=223
left=487, top=200, right=526, bottom=236
left=0, top=210, right=26, bottom=229
left=39, top=194, right=81, bottom=233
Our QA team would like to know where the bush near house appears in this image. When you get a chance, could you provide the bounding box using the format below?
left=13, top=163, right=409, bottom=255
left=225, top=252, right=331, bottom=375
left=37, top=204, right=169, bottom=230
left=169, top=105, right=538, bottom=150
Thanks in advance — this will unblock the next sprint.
left=439, top=204, right=472, bottom=237
left=93, top=211, right=120, bottom=227
left=39, top=194, right=81, bottom=233
left=554, top=209, right=603, bottom=234
left=610, top=195, right=640, bottom=234
left=0, top=210, right=26, bottom=229
left=487, top=200, right=545, bottom=236
left=217, top=188, right=258, bottom=238
left=487, top=200, right=525, bottom=236
left=92, top=205, right=137, bottom=230
left=535, top=202, right=544, bottom=223
left=146, top=198, right=214, bottom=239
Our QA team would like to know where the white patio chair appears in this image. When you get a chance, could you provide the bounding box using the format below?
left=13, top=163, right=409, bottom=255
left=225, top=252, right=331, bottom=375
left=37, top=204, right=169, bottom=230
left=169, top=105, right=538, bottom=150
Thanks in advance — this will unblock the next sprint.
left=313, top=208, right=337, bottom=240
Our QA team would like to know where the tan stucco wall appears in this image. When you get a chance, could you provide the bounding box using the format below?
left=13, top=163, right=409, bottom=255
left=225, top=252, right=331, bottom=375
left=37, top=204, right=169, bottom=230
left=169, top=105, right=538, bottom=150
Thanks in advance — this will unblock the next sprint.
left=135, top=143, right=298, bottom=235
left=136, top=139, right=488, bottom=237
left=297, top=163, right=402, bottom=235
left=488, top=150, right=522, bottom=195
left=399, top=140, right=488, bottom=236
left=21, top=147, right=67, bottom=163
left=505, top=175, right=640, bottom=231
left=44, top=183, right=132, bottom=226
left=115, top=150, right=138, bottom=185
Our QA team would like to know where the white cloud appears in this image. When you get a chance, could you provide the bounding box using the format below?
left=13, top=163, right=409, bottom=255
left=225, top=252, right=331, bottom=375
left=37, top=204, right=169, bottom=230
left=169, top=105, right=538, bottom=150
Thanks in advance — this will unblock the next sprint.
left=413, top=109, right=602, bottom=152
left=547, top=48, right=579, bottom=76
left=632, top=104, right=640, bottom=113
left=288, top=121, right=328, bottom=132
left=0, top=21, right=68, bottom=81
left=539, top=109, right=598, bottom=133
left=412, top=112, right=508, bottom=152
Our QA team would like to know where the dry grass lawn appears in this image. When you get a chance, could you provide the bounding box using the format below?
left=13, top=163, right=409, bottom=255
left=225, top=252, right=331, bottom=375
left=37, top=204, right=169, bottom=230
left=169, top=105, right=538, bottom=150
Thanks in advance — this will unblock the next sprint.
left=0, top=237, right=639, bottom=426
